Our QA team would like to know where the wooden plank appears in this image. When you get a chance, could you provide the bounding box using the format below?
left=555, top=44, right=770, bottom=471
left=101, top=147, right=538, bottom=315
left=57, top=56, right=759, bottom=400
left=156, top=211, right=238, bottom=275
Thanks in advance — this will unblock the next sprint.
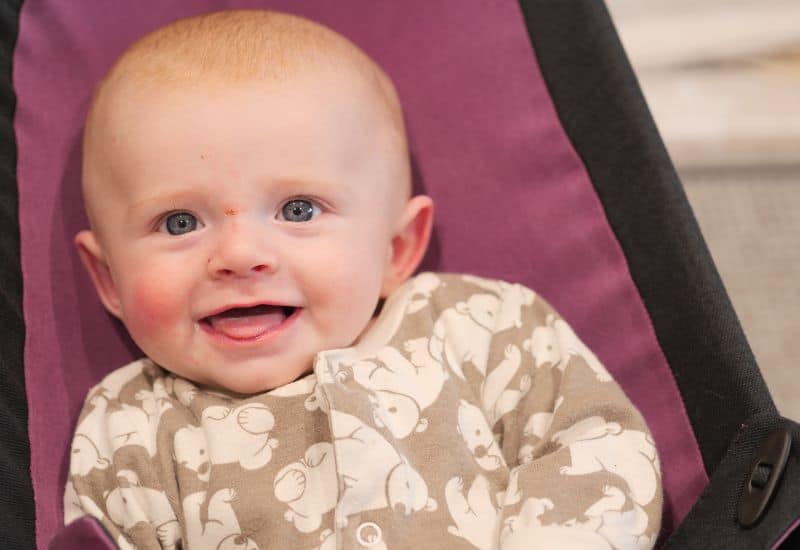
left=607, top=0, right=800, bottom=69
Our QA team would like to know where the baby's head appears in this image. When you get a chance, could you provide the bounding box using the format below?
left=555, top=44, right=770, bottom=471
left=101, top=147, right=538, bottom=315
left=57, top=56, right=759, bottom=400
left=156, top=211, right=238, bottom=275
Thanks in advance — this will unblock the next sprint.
left=75, top=10, right=433, bottom=394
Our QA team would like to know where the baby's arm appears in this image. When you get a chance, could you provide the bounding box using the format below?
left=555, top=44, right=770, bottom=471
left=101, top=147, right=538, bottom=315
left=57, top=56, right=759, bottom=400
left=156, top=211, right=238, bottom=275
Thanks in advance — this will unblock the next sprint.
left=487, top=300, right=662, bottom=549
left=63, top=362, right=182, bottom=549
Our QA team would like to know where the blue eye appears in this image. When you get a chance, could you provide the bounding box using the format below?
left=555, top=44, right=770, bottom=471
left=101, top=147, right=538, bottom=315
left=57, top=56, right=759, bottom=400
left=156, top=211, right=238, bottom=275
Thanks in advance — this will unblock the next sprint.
left=280, top=199, right=319, bottom=222
left=163, top=212, right=198, bottom=235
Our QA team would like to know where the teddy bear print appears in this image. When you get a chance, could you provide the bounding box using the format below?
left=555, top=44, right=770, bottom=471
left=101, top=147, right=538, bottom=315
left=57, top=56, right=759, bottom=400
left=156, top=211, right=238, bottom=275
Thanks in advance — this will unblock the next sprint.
left=461, top=275, right=536, bottom=330
left=133, top=372, right=174, bottom=413
left=551, top=416, right=660, bottom=506
left=273, top=442, right=338, bottom=533
left=501, top=497, right=613, bottom=550
left=69, top=433, right=111, bottom=477
left=64, top=480, right=105, bottom=526
left=183, top=488, right=259, bottom=549
left=523, top=395, right=564, bottom=440
left=501, top=485, right=654, bottom=549
left=479, top=344, right=531, bottom=428
left=343, top=344, right=448, bottom=439
left=405, top=272, right=444, bottom=314
left=518, top=396, right=565, bottom=464
left=70, top=362, right=146, bottom=476
left=444, top=475, right=500, bottom=550
left=201, top=403, right=278, bottom=470
left=428, top=293, right=501, bottom=380
left=71, top=397, right=112, bottom=477
left=107, top=398, right=171, bottom=458
left=96, top=360, right=147, bottom=402
left=104, top=470, right=181, bottom=549
left=455, top=399, right=506, bottom=472
left=94, top=373, right=173, bottom=461
left=269, top=373, right=327, bottom=413
left=581, top=485, right=654, bottom=550
left=173, top=377, right=199, bottom=407
left=524, top=314, right=612, bottom=382
left=269, top=373, right=316, bottom=398
left=173, top=424, right=210, bottom=482
left=330, top=410, right=437, bottom=527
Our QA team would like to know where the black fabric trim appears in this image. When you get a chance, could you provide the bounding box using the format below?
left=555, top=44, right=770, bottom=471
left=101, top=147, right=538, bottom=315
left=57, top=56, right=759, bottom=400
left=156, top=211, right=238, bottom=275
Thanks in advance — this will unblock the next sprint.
left=516, top=0, right=777, bottom=474
left=663, top=414, right=800, bottom=549
left=0, top=0, right=35, bottom=548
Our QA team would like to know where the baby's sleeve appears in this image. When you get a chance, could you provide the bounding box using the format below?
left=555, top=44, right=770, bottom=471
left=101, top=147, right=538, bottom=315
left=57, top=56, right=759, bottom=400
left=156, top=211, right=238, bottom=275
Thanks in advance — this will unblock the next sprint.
left=484, top=290, right=663, bottom=548
left=62, top=361, right=182, bottom=550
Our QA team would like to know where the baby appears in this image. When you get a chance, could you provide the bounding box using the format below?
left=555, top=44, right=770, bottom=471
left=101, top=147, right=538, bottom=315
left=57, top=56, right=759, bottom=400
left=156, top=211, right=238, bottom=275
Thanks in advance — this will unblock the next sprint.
left=64, top=10, right=662, bottom=550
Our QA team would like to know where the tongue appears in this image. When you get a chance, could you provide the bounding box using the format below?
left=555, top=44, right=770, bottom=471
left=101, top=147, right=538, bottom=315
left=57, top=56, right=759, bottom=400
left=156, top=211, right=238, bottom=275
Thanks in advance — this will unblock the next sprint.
left=207, top=308, right=287, bottom=340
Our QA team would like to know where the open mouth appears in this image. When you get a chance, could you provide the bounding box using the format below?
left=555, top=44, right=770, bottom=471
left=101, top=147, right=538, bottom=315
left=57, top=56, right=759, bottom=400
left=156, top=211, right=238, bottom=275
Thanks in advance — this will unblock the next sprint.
left=200, top=305, right=298, bottom=341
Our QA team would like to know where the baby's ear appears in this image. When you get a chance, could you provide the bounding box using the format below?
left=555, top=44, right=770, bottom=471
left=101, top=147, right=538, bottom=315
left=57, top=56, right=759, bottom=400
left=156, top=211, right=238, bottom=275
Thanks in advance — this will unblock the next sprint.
left=381, top=195, right=434, bottom=297
left=74, top=230, right=123, bottom=319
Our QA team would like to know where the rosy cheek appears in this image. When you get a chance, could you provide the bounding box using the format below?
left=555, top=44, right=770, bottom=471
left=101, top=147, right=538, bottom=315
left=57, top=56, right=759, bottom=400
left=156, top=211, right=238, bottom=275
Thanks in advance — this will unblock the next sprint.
left=125, top=275, right=184, bottom=331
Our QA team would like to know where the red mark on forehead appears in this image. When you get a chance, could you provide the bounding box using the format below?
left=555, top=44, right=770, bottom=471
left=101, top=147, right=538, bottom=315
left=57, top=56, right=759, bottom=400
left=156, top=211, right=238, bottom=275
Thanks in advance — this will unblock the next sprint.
left=224, top=208, right=238, bottom=216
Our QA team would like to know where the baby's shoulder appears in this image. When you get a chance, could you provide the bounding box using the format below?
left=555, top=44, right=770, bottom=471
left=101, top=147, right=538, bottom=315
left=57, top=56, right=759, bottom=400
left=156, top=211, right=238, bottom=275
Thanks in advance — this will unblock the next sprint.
left=399, top=271, right=566, bottom=334
left=409, top=271, right=548, bottom=309
left=413, top=271, right=537, bottom=297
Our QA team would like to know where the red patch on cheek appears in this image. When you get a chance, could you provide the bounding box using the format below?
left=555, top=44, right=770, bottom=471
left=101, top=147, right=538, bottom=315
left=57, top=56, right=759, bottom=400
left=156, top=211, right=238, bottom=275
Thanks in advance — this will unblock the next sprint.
left=128, top=277, right=184, bottom=329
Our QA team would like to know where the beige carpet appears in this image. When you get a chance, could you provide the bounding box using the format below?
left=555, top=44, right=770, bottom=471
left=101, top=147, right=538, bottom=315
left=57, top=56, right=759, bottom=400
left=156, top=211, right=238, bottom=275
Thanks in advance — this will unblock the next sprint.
left=682, top=169, right=800, bottom=421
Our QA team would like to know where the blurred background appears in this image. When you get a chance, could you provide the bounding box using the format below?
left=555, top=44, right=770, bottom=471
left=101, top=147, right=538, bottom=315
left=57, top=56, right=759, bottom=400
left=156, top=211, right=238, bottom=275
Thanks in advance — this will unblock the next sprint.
left=606, top=0, right=799, bottom=420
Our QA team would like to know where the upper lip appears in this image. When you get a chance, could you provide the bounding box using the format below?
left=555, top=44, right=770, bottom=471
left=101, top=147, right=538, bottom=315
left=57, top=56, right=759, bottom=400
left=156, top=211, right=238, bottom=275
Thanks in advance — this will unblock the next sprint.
left=199, top=302, right=298, bottom=320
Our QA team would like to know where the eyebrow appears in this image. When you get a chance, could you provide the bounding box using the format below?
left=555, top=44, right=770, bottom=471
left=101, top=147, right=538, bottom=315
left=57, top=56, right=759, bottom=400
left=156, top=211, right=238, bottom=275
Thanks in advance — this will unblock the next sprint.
left=270, top=176, right=349, bottom=196
left=128, top=190, right=208, bottom=215
left=127, top=178, right=348, bottom=214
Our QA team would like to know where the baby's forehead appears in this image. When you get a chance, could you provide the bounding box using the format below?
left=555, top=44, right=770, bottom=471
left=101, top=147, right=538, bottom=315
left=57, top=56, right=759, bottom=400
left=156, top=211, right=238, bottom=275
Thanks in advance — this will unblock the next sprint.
left=85, top=77, right=408, bottom=205
left=83, top=11, right=410, bottom=220
left=88, top=36, right=402, bottom=163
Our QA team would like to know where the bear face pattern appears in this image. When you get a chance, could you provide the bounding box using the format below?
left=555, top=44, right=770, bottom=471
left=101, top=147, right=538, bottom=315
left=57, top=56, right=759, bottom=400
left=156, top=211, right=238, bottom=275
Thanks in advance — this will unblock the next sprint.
left=524, top=314, right=612, bottom=382
left=456, top=399, right=507, bottom=472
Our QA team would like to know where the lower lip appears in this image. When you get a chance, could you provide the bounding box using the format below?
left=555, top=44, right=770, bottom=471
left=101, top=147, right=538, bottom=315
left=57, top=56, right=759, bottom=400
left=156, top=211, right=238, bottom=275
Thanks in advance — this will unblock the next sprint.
left=199, top=307, right=302, bottom=347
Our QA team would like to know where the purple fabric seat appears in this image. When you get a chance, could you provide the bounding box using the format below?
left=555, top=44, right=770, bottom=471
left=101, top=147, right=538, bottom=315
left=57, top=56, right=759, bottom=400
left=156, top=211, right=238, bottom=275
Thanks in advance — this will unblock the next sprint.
left=13, top=1, right=707, bottom=546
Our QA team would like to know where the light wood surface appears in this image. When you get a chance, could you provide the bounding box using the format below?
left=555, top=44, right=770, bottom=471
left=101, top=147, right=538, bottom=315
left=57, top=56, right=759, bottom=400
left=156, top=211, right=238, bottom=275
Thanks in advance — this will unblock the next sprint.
left=608, top=0, right=800, bottom=168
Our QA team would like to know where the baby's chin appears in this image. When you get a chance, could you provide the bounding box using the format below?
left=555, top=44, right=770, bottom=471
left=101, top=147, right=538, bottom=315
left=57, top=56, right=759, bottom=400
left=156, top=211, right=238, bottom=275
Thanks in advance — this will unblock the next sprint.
left=165, top=360, right=316, bottom=397
left=225, top=370, right=315, bottom=396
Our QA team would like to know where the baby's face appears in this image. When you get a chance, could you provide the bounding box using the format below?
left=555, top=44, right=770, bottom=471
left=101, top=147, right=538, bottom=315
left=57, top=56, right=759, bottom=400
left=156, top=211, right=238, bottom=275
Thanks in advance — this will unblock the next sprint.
left=80, top=71, right=426, bottom=393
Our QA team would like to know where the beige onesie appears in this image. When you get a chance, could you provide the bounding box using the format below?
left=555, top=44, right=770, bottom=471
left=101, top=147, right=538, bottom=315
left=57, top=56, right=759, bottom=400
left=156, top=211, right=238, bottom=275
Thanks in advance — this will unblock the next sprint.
left=64, top=272, right=662, bottom=549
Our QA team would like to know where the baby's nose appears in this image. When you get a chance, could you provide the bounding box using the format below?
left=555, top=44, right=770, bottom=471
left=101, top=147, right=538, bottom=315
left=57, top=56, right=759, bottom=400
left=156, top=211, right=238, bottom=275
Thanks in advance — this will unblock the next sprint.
left=207, top=224, right=278, bottom=278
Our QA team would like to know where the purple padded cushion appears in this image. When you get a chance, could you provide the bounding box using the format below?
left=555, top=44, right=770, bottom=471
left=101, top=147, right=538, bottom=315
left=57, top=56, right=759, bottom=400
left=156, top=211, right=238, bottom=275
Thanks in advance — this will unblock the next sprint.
left=14, top=0, right=707, bottom=545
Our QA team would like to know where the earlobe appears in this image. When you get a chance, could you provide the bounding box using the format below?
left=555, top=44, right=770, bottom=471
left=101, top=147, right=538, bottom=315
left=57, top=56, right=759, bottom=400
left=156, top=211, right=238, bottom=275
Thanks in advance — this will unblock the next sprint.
left=381, top=195, right=434, bottom=297
left=74, top=230, right=123, bottom=319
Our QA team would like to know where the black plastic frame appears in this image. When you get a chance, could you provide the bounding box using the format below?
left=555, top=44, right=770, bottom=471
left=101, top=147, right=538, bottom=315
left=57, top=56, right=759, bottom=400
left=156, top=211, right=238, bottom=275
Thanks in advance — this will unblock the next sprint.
left=0, top=0, right=35, bottom=548
left=516, top=0, right=777, bottom=474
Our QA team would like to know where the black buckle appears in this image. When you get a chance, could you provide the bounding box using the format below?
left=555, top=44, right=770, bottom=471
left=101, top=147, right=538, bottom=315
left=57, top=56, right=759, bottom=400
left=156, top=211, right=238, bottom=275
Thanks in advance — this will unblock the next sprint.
left=737, top=425, right=792, bottom=528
